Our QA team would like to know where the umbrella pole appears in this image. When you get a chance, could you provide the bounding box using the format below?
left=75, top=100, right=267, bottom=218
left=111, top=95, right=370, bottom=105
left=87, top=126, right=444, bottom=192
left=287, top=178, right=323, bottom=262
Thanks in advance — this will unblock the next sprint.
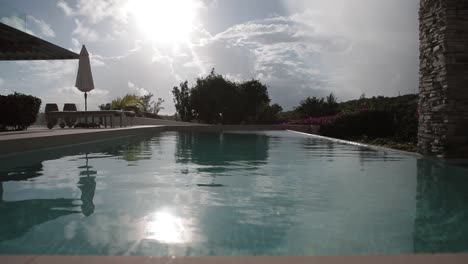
left=85, top=92, right=88, bottom=111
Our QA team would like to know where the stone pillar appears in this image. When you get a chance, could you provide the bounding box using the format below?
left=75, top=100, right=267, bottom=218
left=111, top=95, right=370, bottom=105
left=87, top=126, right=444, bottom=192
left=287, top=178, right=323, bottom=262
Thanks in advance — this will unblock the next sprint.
left=418, top=0, right=468, bottom=158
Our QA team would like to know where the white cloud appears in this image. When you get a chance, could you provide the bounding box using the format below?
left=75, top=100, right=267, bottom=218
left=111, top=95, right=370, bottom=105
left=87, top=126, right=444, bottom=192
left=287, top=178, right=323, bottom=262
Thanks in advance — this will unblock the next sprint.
left=71, top=38, right=81, bottom=52
left=189, top=16, right=347, bottom=108
left=1, top=15, right=56, bottom=38
left=183, top=1, right=419, bottom=109
left=59, top=86, right=109, bottom=95
left=72, top=19, right=99, bottom=43
left=16, top=60, right=77, bottom=81
left=57, top=0, right=128, bottom=24
left=0, top=16, right=34, bottom=35
left=284, top=0, right=419, bottom=98
left=57, top=0, right=74, bottom=16
left=5, top=0, right=417, bottom=114
left=27, top=16, right=56, bottom=38
left=58, top=86, right=81, bottom=95
left=127, top=81, right=149, bottom=96
left=91, top=55, right=106, bottom=67
left=92, top=89, right=110, bottom=95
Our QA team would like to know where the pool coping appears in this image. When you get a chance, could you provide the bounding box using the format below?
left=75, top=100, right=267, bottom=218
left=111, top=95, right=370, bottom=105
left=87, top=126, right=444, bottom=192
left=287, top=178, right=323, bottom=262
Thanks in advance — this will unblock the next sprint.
left=287, top=130, right=468, bottom=167
left=1, top=254, right=468, bottom=264
left=286, top=130, right=424, bottom=158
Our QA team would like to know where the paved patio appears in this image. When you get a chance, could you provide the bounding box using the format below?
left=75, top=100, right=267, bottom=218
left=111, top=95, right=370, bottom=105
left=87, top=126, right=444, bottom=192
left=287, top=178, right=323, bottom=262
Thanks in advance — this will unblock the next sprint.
left=0, top=126, right=165, bottom=156
left=0, top=126, right=162, bottom=142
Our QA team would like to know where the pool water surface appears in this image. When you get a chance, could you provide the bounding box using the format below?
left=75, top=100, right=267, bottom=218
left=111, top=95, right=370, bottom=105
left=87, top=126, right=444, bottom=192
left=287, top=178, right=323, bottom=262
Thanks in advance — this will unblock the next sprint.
left=0, top=131, right=468, bottom=256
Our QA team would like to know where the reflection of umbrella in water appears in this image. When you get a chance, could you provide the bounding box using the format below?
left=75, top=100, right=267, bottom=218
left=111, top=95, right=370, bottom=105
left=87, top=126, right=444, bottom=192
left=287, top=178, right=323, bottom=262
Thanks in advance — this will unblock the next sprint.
left=78, top=153, right=96, bottom=216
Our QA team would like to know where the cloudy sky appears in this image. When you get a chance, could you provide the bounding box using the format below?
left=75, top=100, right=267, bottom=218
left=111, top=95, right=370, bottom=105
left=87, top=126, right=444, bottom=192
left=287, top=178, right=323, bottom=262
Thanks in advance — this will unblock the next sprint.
left=0, top=0, right=419, bottom=114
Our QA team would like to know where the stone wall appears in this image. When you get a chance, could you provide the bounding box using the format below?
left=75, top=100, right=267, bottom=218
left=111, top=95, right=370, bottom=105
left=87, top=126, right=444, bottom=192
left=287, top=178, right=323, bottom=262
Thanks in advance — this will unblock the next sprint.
left=418, top=0, right=468, bottom=158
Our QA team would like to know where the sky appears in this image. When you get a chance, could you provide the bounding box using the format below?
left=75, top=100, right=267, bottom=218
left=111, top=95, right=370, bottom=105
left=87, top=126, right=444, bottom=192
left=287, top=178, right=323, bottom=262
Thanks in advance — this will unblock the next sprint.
left=0, top=0, right=420, bottom=114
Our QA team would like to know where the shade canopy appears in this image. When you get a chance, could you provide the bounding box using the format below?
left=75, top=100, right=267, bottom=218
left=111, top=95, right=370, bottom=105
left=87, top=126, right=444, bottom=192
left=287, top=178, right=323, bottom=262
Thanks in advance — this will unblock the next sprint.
left=75, top=45, right=94, bottom=93
left=0, top=22, right=79, bottom=60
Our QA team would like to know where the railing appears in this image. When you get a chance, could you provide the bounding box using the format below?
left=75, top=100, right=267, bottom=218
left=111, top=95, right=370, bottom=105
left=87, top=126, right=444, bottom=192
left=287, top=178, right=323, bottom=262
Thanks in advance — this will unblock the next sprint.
left=46, top=111, right=136, bottom=129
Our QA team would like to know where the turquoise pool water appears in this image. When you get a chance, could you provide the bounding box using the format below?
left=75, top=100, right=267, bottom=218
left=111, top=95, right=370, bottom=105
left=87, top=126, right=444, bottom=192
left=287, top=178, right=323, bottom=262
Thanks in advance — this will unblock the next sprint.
left=1, top=131, right=468, bottom=256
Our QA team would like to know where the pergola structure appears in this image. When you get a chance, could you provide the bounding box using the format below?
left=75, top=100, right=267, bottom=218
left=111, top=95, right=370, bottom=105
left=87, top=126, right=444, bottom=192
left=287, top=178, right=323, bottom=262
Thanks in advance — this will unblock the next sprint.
left=0, top=22, right=79, bottom=60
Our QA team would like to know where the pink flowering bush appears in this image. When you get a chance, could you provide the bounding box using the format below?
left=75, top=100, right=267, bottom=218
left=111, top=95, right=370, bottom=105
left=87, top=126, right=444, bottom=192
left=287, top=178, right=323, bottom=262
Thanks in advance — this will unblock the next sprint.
left=282, top=114, right=340, bottom=126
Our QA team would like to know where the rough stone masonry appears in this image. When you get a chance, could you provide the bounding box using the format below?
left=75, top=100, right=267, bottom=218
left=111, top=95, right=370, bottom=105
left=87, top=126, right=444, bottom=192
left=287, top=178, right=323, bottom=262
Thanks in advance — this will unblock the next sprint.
left=418, top=0, right=468, bottom=158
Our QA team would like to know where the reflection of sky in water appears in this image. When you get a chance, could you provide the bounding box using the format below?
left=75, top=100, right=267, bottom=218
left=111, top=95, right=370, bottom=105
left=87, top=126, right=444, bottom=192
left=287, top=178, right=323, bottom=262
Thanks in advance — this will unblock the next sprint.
left=0, top=131, right=468, bottom=256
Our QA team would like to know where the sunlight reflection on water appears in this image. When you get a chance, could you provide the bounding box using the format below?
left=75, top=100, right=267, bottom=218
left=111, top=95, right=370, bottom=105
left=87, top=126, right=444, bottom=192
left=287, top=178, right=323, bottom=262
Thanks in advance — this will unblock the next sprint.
left=143, top=211, right=190, bottom=244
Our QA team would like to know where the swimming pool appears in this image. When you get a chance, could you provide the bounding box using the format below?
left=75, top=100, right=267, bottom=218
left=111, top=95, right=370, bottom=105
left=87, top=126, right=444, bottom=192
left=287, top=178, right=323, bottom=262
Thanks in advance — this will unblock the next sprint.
left=0, top=130, right=467, bottom=256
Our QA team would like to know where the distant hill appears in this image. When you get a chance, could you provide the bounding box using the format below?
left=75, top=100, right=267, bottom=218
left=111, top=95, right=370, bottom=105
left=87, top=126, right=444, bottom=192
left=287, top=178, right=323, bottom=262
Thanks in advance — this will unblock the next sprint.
left=339, top=94, right=418, bottom=113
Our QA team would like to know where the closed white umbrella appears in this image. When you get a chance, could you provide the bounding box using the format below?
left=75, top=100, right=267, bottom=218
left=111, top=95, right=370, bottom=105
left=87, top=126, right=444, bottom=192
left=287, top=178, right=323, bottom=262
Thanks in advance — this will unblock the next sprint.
left=75, top=45, right=94, bottom=111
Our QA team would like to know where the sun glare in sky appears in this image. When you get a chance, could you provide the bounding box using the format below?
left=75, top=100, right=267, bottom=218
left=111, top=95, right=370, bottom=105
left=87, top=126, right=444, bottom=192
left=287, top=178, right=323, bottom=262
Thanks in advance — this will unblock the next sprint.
left=126, top=0, right=200, bottom=43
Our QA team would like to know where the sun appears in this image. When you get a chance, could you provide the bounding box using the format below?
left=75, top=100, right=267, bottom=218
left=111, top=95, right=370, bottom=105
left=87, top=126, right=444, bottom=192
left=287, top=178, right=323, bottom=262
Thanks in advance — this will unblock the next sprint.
left=126, top=0, right=200, bottom=43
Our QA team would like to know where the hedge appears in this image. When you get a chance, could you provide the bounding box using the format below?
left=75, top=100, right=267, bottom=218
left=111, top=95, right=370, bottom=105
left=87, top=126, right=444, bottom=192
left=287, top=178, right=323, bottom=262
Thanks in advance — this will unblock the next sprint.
left=319, top=110, right=395, bottom=139
left=0, top=92, right=42, bottom=131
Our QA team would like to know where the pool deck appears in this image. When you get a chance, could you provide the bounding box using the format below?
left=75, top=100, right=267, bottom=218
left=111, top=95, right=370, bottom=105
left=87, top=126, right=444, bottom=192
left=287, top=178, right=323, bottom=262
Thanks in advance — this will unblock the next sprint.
left=0, top=126, right=167, bottom=157
left=1, top=254, right=468, bottom=264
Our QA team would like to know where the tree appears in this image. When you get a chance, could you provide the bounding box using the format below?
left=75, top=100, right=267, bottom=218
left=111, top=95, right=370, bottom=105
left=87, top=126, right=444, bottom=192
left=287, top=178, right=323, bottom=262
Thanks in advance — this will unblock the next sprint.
left=325, top=93, right=339, bottom=115
left=190, top=69, right=238, bottom=124
left=294, top=96, right=325, bottom=118
left=294, top=93, right=339, bottom=118
left=256, top=103, right=283, bottom=124
left=139, top=93, right=165, bottom=115
left=239, top=80, right=270, bottom=124
left=173, top=69, right=282, bottom=124
left=98, top=103, right=111, bottom=110
left=172, top=81, right=193, bottom=122
left=139, top=93, right=154, bottom=113
left=110, top=94, right=140, bottom=111
left=100, top=93, right=165, bottom=116
left=151, top=98, right=165, bottom=115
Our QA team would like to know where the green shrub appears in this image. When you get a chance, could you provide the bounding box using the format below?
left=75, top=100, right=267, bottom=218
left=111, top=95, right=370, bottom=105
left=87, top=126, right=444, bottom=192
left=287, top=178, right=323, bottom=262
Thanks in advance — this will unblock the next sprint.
left=338, top=94, right=418, bottom=143
left=0, top=92, right=42, bottom=131
left=319, top=110, right=394, bottom=139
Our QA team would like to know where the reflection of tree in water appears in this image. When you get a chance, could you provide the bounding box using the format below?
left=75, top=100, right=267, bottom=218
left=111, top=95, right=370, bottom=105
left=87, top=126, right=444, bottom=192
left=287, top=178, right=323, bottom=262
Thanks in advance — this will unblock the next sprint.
left=101, top=134, right=156, bottom=164
left=175, top=132, right=300, bottom=254
left=0, top=163, right=43, bottom=182
left=414, top=159, right=468, bottom=253
left=300, top=137, right=335, bottom=161
left=175, top=132, right=269, bottom=185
